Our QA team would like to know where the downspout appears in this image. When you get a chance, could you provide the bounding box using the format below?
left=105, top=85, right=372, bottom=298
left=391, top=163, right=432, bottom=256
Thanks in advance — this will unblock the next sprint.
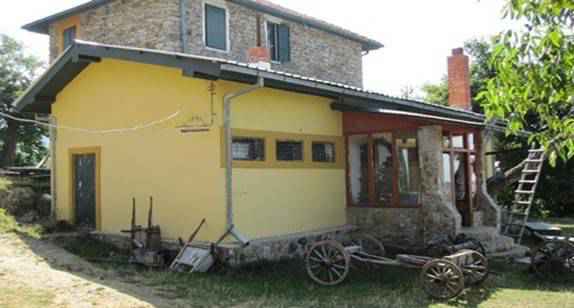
left=49, top=116, right=57, bottom=220
left=223, top=77, right=265, bottom=246
left=179, top=0, right=189, bottom=53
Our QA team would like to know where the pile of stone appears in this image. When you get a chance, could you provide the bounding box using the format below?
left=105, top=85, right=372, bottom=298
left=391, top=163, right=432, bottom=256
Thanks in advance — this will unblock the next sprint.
left=0, top=172, right=51, bottom=223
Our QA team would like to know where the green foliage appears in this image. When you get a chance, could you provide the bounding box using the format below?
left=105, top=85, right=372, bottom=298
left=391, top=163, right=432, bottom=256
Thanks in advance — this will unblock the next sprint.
left=0, top=34, right=47, bottom=167
left=481, top=1, right=574, bottom=163
left=0, top=208, right=42, bottom=238
left=422, top=79, right=449, bottom=106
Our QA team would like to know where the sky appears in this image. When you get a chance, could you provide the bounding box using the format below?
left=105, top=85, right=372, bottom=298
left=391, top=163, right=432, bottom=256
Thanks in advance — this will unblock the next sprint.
left=0, top=0, right=511, bottom=97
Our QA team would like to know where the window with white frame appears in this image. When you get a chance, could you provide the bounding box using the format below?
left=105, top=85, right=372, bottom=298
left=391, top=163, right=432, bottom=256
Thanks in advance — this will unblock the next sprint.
left=204, top=3, right=228, bottom=51
left=267, top=21, right=290, bottom=62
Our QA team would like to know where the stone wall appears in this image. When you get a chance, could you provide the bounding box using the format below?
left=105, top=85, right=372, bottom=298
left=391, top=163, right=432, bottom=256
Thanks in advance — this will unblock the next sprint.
left=48, top=0, right=364, bottom=87
left=347, top=207, right=423, bottom=247
left=418, top=126, right=461, bottom=243
left=218, top=225, right=355, bottom=266
left=477, top=130, right=501, bottom=230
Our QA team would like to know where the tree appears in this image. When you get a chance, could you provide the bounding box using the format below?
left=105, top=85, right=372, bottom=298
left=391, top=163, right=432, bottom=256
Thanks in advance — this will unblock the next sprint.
left=481, top=0, right=574, bottom=165
left=0, top=34, right=46, bottom=167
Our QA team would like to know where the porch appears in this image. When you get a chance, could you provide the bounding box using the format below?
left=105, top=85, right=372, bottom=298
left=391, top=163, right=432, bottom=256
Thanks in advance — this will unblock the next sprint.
left=341, top=111, right=507, bottom=251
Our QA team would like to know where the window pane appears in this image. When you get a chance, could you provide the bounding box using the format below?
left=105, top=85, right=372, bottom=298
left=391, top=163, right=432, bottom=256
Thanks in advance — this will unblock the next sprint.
left=232, top=138, right=264, bottom=161
left=205, top=4, right=227, bottom=50
left=63, top=26, right=76, bottom=49
left=443, top=135, right=451, bottom=149
left=312, top=142, right=335, bottom=163
left=267, top=22, right=279, bottom=61
left=452, top=135, right=465, bottom=148
left=396, top=136, right=420, bottom=206
left=470, top=154, right=478, bottom=208
left=468, top=133, right=476, bottom=150
left=442, top=153, right=453, bottom=205
left=374, top=133, right=393, bottom=206
left=277, top=141, right=303, bottom=161
left=453, top=153, right=467, bottom=201
left=277, top=24, right=290, bottom=62
left=349, top=135, right=369, bottom=205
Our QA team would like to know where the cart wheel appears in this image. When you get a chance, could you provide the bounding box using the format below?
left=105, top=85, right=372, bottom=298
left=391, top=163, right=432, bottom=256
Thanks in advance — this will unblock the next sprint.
left=305, top=240, right=350, bottom=286
left=461, top=251, right=489, bottom=285
left=421, top=259, right=465, bottom=300
left=346, top=233, right=386, bottom=257
left=531, top=240, right=574, bottom=281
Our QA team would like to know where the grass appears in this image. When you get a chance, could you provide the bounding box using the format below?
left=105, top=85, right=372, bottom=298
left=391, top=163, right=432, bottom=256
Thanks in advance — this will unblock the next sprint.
left=61, top=236, right=574, bottom=308
left=0, top=208, right=43, bottom=239
left=0, top=285, right=56, bottom=308
left=546, top=217, right=574, bottom=236
left=0, top=177, right=11, bottom=191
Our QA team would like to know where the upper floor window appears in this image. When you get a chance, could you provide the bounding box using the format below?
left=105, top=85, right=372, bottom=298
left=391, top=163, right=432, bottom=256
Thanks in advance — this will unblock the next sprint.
left=204, top=3, right=228, bottom=51
left=62, top=26, right=77, bottom=50
left=267, top=22, right=290, bottom=63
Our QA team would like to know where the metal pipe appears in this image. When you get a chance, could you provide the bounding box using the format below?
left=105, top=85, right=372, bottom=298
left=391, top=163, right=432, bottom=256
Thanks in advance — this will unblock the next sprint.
left=179, top=0, right=189, bottom=53
left=223, top=77, right=264, bottom=245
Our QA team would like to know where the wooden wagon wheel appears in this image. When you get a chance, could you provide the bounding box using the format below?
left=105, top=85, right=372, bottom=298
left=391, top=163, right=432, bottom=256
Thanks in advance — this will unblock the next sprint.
left=461, top=251, right=489, bottom=286
left=421, top=259, right=465, bottom=300
left=344, top=233, right=385, bottom=270
left=305, top=240, right=350, bottom=286
left=531, top=239, right=574, bottom=281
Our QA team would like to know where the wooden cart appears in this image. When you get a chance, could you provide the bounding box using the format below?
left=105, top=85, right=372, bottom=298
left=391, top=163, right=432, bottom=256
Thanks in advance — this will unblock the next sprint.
left=304, top=235, right=488, bottom=300
left=524, top=238, right=574, bottom=281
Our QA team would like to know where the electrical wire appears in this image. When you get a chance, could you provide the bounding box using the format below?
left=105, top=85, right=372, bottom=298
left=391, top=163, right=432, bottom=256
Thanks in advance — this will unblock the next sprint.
left=0, top=110, right=181, bottom=134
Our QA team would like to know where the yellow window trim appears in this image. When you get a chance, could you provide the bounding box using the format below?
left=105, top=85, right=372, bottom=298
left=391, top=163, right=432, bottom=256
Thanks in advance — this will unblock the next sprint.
left=221, top=128, right=345, bottom=169
left=69, top=146, right=102, bottom=231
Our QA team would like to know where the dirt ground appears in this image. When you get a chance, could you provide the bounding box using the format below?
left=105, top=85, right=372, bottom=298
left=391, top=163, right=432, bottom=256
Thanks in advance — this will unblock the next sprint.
left=0, top=233, right=183, bottom=308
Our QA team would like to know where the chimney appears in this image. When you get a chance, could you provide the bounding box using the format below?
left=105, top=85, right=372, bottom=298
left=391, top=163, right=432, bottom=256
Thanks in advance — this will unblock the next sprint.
left=247, top=47, right=271, bottom=70
left=448, top=48, right=471, bottom=110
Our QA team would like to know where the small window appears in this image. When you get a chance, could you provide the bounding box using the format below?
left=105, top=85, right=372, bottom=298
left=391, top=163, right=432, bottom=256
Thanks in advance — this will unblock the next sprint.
left=267, top=22, right=290, bottom=62
left=276, top=141, right=303, bottom=161
left=232, top=138, right=265, bottom=161
left=62, top=26, right=77, bottom=49
left=205, top=3, right=227, bottom=51
left=312, top=142, right=336, bottom=163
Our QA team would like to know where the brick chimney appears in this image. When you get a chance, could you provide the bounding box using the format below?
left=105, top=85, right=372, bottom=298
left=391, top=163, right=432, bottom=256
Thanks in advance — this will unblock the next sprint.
left=448, top=48, right=471, bottom=110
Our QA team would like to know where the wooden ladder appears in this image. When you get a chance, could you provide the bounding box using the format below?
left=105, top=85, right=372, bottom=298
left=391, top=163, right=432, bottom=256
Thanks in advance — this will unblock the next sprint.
left=503, top=147, right=546, bottom=245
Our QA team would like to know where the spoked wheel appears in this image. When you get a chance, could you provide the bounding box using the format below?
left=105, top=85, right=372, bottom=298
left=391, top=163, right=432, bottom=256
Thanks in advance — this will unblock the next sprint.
left=421, top=259, right=465, bottom=300
left=531, top=240, right=574, bottom=281
left=305, top=240, right=351, bottom=286
left=343, top=233, right=385, bottom=270
left=461, top=251, right=489, bottom=285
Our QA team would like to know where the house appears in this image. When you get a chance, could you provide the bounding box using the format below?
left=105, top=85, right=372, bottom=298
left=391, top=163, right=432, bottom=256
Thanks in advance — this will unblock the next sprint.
left=17, top=0, right=513, bottom=263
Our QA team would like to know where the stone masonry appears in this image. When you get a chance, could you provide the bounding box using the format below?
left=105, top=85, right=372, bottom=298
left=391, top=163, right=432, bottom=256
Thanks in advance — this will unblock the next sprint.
left=48, top=0, right=364, bottom=87
left=418, top=125, right=462, bottom=243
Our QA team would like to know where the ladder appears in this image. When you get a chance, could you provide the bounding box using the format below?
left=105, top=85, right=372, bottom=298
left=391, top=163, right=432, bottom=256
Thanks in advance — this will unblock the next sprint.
left=503, top=147, right=546, bottom=244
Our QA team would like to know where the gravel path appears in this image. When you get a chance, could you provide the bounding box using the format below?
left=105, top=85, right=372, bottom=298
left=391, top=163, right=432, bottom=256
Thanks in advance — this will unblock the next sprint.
left=0, top=233, right=180, bottom=308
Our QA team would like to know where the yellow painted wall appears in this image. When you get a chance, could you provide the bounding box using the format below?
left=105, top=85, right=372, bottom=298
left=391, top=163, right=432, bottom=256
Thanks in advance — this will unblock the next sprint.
left=228, top=88, right=347, bottom=239
left=53, top=59, right=347, bottom=241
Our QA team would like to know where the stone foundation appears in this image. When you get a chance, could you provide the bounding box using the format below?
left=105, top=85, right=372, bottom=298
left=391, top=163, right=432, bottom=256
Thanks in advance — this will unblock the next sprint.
left=347, top=207, right=422, bottom=247
left=217, top=225, right=355, bottom=266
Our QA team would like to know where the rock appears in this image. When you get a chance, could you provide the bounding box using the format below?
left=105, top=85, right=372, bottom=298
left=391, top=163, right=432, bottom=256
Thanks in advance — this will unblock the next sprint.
left=0, top=187, right=36, bottom=215
left=19, top=211, right=39, bottom=224
left=36, top=194, right=52, bottom=217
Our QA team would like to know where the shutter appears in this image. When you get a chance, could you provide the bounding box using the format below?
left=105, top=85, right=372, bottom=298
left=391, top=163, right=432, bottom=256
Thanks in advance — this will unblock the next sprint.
left=278, top=24, right=290, bottom=62
left=205, top=4, right=227, bottom=50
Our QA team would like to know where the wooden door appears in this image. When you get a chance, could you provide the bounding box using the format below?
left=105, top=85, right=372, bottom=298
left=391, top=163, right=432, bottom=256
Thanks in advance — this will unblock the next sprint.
left=73, top=153, right=97, bottom=228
